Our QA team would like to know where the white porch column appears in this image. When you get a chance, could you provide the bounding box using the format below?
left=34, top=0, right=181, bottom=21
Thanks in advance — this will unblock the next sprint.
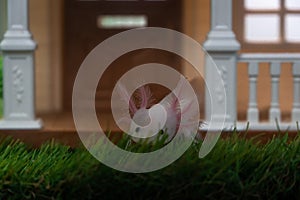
left=0, top=0, right=42, bottom=129
left=203, top=0, right=240, bottom=127
left=0, top=0, right=7, bottom=42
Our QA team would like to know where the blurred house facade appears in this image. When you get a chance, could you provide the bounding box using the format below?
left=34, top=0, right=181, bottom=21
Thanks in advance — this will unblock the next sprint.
left=0, top=0, right=299, bottom=134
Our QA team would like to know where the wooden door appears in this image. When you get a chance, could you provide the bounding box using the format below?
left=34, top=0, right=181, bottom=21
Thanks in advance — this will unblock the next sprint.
left=64, top=0, right=183, bottom=112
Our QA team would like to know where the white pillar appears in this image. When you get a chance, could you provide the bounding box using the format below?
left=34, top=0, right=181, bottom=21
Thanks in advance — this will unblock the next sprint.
left=269, top=62, right=281, bottom=123
left=0, top=0, right=42, bottom=129
left=203, top=0, right=240, bottom=126
left=0, top=0, right=7, bottom=42
left=247, top=62, right=259, bottom=123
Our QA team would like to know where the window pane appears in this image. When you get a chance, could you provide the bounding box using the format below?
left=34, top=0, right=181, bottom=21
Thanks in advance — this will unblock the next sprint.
left=285, top=14, right=300, bottom=42
left=285, top=0, right=300, bottom=10
left=97, top=15, right=147, bottom=29
left=245, top=0, right=280, bottom=10
left=245, top=14, right=280, bottom=43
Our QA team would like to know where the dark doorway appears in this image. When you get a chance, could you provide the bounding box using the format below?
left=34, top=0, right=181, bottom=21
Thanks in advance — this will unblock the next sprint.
left=63, top=0, right=183, bottom=112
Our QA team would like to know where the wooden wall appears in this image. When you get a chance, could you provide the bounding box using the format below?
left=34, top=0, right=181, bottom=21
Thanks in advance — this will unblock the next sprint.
left=29, top=0, right=63, bottom=113
left=29, top=0, right=210, bottom=114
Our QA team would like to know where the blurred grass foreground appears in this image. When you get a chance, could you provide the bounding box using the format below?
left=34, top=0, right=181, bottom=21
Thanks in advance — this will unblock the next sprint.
left=0, top=133, right=299, bottom=199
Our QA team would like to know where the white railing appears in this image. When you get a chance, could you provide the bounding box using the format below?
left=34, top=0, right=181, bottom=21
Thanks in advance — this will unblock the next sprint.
left=203, top=0, right=300, bottom=131
left=237, top=53, right=300, bottom=131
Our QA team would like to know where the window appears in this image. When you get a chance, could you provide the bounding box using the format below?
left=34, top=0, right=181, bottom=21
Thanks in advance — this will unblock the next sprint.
left=234, top=0, right=300, bottom=51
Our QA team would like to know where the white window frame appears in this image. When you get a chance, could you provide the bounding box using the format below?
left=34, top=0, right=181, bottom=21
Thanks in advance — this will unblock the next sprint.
left=234, top=0, right=300, bottom=52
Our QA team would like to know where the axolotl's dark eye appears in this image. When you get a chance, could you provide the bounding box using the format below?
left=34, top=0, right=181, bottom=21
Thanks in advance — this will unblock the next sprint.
left=135, top=127, right=140, bottom=132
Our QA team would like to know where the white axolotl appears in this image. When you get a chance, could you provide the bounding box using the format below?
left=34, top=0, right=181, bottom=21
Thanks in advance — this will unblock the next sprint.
left=116, top=77, right=202, bottom=143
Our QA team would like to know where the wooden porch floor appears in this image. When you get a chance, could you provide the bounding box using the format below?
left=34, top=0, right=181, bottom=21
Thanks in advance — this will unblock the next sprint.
left=0, top=112, right=121, bottom=147
left=0, top=112, right=298, bottom=147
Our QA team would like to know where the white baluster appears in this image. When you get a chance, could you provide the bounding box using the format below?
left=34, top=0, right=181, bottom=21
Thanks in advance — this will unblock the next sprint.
left=292, top=62, right=300, bottom=122
left=247, top=62, right=259, bottom=123
left=269, top=62, right=281, bottom=122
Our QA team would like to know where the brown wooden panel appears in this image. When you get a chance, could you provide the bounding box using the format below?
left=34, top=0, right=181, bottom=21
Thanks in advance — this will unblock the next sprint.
left=63, top=0, right=183, bottom=113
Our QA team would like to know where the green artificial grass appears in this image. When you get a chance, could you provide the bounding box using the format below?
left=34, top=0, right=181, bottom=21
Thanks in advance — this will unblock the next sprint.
left=0, top=133, right=300, bottom=199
